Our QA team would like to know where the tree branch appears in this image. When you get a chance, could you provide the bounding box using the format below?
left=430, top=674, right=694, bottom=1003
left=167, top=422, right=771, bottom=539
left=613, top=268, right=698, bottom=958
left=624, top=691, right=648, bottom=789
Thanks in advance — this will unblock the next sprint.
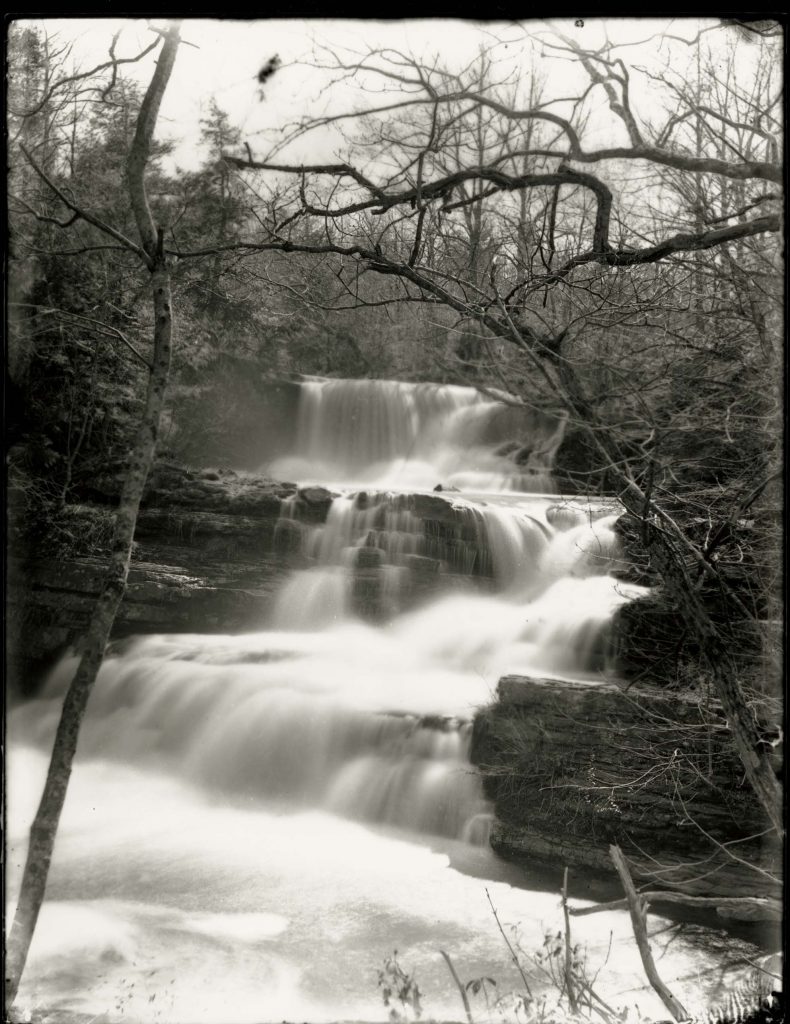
left=9, top=34, right=160, bottom=119
left=10, top=302, right=152, bottom=369
left=609, top=845, right=688, bottom=1022
left=127, top=24, right=181, bottom=261
left=569, top=892, right=782, bottom=920
left=19, top=143, right=149, bottom=263
left=254, top=76, right=781, bottom=185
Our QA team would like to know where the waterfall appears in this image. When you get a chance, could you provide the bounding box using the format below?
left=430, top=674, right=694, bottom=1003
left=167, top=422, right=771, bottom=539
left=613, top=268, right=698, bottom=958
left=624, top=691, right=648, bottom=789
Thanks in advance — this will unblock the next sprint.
left=7, top=376, right=666, bottom=1024
left=11, top=375, right=644, bottom=842
left=11, top=487, right=642, bottom=848
left=269, top=376, right=567, bottom=492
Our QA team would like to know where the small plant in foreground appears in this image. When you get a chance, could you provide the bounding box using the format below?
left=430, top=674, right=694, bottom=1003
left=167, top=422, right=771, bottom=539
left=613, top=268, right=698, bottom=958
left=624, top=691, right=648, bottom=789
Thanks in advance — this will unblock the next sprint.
left=378, top=950, right=423, bottom=1022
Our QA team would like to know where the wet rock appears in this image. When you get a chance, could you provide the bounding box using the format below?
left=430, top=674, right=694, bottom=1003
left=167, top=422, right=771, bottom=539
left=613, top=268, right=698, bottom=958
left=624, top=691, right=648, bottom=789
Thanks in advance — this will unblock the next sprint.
left=295, top=485, right=336, bottom=523
left=351, top=568, right=382, bottom=621
left=355, top=546, right=384, bottom=569
left=273, top=519, right=303, bottom=555
left=473, top=675, right=781, bottom=907
left=405, top=554, right=440, bottom=575
left=7, top=553, right=292, bottom=696
left=403, top=554, right=441, bottom=608
left=229, top=491, right=284, bottom=516
left=410, top=493, right=456, bottom=521
left=298, top=485, right=333, bottom=505
left=141, top=462, right=297, bottom=517
left=7, top=461, right=316, bottom=695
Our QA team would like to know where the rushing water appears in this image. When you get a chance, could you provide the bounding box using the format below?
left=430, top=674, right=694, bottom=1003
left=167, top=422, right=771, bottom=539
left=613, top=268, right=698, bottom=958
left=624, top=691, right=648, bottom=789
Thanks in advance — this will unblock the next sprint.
left=7, top=379, right=753, bottom=1022
left=270, top=377, right=567, bottom=492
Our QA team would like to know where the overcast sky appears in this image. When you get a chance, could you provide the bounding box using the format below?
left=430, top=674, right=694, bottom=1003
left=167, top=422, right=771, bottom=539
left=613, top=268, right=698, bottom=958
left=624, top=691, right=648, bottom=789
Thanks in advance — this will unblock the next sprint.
left=14, top=17, right=749, bottom=170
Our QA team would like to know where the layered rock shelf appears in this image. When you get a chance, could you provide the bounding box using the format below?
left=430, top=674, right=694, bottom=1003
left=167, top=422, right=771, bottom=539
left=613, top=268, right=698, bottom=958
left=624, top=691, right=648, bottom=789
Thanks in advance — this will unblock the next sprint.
left=471, top=674, right=781, bottom=920
left=7, top=464, right=499, bottom=693
left=9, top=460, right=781, bottom=937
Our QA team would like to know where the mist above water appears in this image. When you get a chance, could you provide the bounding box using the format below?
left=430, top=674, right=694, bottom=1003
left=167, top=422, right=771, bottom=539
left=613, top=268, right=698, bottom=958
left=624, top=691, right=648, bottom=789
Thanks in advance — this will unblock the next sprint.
left=270, top=377, right=567, bottom=492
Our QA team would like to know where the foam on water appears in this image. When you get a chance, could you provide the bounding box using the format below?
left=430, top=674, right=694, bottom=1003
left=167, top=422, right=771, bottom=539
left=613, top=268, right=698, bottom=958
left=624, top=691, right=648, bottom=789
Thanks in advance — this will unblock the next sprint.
left=11, top=378, right=741, bottom=1022
left=269, top=377, right=566, bottom=491
left=7, top=746, right=749, bottom=1023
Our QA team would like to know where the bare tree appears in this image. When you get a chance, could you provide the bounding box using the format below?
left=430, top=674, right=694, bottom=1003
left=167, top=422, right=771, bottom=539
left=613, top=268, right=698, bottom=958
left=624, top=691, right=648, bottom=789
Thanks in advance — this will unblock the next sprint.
left=202, top=21, right=781, bottom=829
left=6, top=22, right=181, bottom=1004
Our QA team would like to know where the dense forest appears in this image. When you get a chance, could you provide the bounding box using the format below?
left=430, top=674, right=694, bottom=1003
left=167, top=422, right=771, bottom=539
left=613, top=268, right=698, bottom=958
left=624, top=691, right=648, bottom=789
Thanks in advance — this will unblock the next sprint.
left=6, top=17, right=783, bottom=1024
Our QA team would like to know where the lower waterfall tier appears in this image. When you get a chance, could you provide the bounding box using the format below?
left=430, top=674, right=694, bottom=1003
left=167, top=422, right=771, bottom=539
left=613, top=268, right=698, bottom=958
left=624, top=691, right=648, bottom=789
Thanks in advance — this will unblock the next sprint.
left=7, top=364, right=776, bottom=1024
left=7, top=738, right=759, bottom=1024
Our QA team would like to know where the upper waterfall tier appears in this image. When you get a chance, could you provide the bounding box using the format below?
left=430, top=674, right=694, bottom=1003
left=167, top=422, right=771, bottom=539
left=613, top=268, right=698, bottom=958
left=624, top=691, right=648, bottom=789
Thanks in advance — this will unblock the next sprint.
left=268, top=377, right=567, bottom=492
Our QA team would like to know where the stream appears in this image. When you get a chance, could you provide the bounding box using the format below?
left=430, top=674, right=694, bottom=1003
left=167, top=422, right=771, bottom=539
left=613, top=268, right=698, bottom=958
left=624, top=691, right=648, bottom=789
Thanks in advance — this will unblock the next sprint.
left=7, top=379, right=756, bottom=1022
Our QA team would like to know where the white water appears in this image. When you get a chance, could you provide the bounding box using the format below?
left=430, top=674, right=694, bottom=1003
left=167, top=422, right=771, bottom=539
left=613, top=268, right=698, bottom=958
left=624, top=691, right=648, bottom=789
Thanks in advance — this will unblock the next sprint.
left=269, top=377, right=567, bottom=492
left=7, top=379, right=752, bottom=1022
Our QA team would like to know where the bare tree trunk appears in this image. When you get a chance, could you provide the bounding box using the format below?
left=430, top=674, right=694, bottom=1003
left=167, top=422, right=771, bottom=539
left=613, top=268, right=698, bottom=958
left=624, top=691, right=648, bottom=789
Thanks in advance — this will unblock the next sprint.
left=5, top=25, right=180, bottom=1006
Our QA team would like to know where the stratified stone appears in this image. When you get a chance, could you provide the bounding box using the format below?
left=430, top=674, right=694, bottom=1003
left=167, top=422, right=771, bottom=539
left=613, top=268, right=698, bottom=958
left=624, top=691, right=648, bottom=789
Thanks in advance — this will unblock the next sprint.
left=273, top=519, right=303, bottom=555
left=471, top=674, right=781, bottom=909
left=355, top=546, right=384, bottom=569
left=294, top=486, right=336, bottom=523
left=351, top=570, right=382, bottom=621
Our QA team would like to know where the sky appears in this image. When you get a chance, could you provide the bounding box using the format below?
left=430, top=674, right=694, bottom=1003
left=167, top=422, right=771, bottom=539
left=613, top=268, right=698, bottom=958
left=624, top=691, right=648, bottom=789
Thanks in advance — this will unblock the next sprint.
left=10, top=16, right=743, bottom=173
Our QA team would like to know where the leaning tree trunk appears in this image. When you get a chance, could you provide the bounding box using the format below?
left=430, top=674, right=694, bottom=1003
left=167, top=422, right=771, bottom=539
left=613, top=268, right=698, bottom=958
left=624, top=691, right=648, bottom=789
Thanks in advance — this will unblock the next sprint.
left=6, top=26, right=180, bottom=1006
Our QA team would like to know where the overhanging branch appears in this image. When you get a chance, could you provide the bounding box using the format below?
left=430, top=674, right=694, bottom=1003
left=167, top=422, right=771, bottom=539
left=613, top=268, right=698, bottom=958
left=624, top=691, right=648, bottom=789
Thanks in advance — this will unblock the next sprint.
left=19, top=143, right=149, bottom=263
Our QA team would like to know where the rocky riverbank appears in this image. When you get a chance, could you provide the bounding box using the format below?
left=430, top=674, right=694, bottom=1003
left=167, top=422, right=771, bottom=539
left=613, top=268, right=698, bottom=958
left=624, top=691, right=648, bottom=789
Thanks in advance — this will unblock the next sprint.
left=8, top=462, right=781, bottom=939
left=471, top=674, right=782, bottom=929
left=7, top=465, right=297, bottom=695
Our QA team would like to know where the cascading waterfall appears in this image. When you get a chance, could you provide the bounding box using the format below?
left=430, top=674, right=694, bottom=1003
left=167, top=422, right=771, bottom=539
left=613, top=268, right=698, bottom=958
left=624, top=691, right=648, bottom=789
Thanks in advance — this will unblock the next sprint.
left=11, top=377, right=731, bottom=1024
left=269, top=376, right=567, bottom=492
left=12, top=495, right=636, bottom=852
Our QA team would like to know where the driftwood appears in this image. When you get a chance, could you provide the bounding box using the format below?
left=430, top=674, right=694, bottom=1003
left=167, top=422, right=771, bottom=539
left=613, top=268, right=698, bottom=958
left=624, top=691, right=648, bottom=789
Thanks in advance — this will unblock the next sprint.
left=609, top=844, right=688, bottom=1022
left=569, top=891, right=783, bottom=921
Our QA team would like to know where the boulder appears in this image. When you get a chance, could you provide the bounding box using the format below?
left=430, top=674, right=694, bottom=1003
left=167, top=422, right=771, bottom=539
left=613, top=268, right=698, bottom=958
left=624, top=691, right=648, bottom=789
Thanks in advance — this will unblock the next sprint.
left=294, top=485, right=336, bottom=522
left=355, top=546, right=384, bottom=569
left=472, top=674, right=781, bottom=908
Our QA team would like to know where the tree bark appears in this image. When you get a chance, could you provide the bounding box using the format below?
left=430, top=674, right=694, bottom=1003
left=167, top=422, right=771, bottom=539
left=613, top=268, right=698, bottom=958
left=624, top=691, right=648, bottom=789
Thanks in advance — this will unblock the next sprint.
left=5, top=25, right=180, bottom=1006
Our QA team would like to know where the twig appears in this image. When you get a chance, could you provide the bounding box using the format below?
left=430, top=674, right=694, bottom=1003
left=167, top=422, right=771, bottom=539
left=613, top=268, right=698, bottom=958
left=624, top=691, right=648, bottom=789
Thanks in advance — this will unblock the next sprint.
left=439, top=950, right=473, bottom=1024
left=561, top=867, right=579, bottom=1014
left=485, top=888, right=533, bottom=1000
left=19, top=143, right=149, bottom=266
left=9, top=303, right=152, bottom=369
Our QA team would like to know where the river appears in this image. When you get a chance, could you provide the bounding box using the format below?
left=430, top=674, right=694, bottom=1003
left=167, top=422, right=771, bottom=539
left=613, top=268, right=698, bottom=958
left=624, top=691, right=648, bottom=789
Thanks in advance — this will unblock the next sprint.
left=7, top=379, right=756, bottom=1022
